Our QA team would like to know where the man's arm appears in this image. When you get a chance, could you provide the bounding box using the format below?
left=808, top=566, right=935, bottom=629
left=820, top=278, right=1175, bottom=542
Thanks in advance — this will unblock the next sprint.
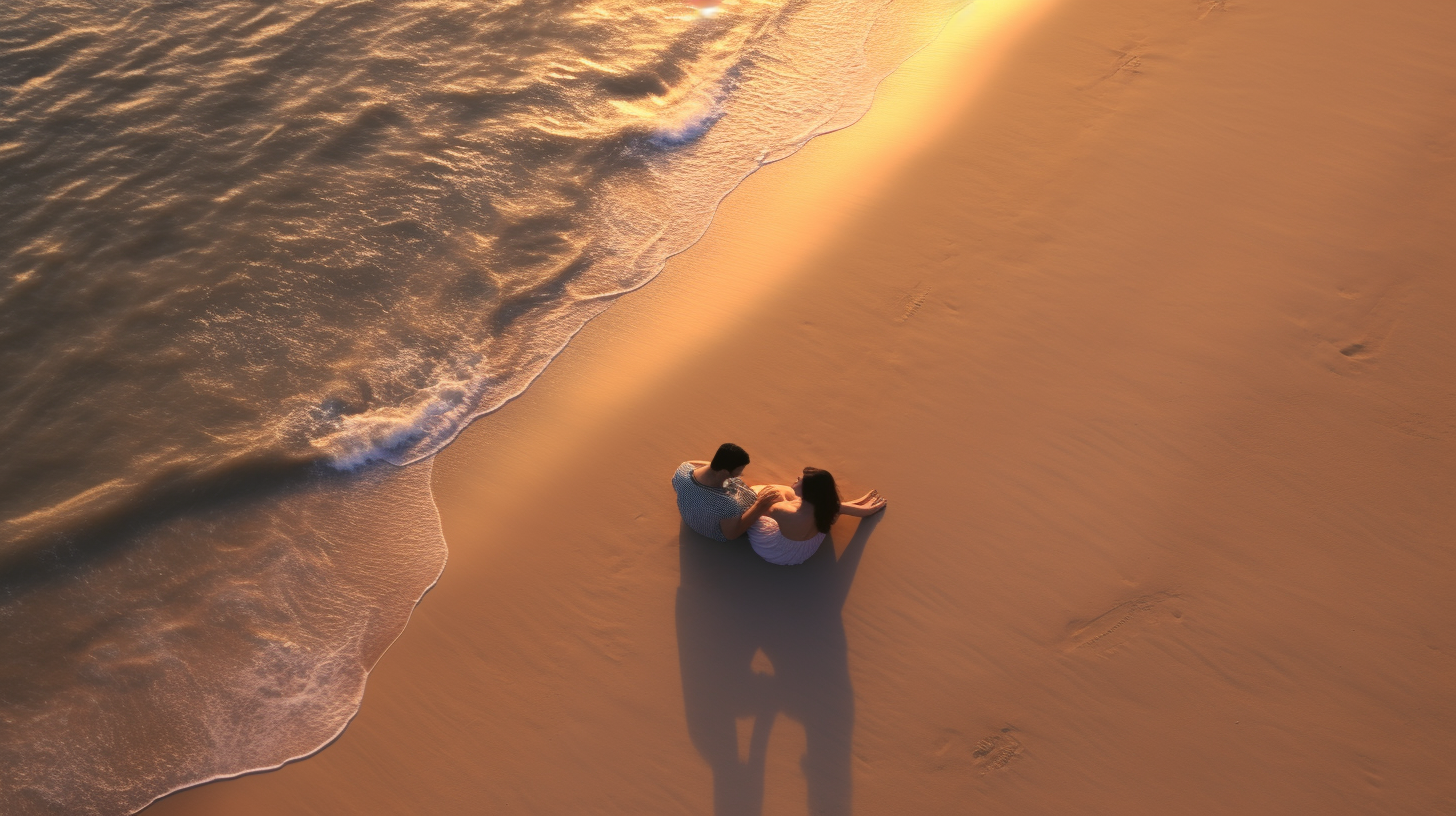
left=719, top=490, right=779, bottom=540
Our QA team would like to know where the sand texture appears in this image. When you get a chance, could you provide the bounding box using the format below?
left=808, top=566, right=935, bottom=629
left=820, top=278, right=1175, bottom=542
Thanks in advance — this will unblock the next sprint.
left=148, top=0, right=1456, bottom=813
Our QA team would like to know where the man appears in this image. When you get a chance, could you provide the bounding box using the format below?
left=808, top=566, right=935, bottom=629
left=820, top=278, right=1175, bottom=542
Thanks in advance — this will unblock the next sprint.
left=672, top=443, right=779, bottom=541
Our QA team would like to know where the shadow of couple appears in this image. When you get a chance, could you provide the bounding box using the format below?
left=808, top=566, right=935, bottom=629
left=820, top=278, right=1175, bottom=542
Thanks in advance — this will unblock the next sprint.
left=675, top=516, right=880, bottom=816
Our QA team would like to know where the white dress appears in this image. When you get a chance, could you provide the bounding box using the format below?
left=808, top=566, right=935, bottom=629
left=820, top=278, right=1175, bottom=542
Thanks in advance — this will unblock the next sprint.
left=748, top=516, right=826, bottom=565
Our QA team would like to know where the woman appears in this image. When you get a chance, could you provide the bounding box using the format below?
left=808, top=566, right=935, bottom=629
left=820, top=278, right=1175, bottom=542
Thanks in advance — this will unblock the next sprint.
left=747, top=467, right=887, bottom=565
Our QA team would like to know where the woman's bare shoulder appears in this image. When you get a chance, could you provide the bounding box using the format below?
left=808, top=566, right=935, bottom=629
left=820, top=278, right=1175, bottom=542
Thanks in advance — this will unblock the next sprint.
left=767, top=500, right=800, bottom=519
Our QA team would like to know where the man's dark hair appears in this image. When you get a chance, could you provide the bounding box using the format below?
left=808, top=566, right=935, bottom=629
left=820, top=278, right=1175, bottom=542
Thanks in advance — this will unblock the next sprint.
left=709, top=442, right=750, bottom=473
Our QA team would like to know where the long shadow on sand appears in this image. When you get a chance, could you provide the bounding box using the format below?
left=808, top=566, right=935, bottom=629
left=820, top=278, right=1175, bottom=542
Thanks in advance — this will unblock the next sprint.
left=676, top=517, right=879, bottom=816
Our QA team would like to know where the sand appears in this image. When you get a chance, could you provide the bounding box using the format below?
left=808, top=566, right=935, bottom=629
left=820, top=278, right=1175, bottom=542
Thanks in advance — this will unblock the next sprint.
left=147, top=0, right=1456, bottom=813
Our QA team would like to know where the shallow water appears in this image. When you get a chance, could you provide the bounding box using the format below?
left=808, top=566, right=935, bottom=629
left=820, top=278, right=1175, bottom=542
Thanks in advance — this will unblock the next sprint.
left=0, top=462, right=445, bottom=815
left=0, top=0, right=966, bottom=811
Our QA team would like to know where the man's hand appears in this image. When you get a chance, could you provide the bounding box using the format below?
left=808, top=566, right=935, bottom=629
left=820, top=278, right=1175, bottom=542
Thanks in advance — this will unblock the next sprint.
left=753, top=486, right=787, bottom=506
left=720, top=489, right=780, bottom=540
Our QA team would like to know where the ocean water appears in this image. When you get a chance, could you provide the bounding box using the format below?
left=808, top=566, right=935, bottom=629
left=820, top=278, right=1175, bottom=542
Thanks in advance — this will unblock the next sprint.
left=0, top=0, right=965, bottom=812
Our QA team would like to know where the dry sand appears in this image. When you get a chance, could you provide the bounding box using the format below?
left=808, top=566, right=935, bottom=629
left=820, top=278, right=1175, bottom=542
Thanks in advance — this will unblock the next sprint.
left=148, top=0, right=1456, bottom=812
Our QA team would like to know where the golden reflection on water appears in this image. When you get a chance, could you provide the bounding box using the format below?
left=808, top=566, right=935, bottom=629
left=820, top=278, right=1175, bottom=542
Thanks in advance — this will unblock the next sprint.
left=436, top=0, right=1059, bottom=485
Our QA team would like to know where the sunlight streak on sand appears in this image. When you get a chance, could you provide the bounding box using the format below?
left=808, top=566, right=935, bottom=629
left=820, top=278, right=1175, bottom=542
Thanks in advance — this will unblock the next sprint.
left=467, top=0, right=1060, bottom=477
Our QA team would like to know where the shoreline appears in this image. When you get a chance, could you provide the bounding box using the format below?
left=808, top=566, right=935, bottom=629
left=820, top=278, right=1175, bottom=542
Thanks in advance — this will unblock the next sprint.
left=149, top=0, right=1456, bottom=812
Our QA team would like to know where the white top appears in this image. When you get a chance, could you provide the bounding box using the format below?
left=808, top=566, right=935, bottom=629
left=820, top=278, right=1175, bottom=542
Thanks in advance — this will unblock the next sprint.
left=748, top=516, right=826, bottom=565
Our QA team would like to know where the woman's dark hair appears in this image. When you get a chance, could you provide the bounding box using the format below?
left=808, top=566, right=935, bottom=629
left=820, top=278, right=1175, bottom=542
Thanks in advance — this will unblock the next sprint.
left=710, top=442, right=750, bottom=472
left=801, top=467, right=841, bottom=533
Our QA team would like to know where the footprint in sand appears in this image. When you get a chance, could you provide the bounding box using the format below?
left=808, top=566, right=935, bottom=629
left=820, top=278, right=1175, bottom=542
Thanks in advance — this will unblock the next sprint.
left=971, top=728, right=1024, bottom=773
left=929, top=727, right=1024, bottom=774
left=1066, top=591, right=1181, bottom=653
left=1331, top=320, right=1395, bottom=363
left=1305, top=277, right=1403, bottom=371
left=1325, top=328, right=1395, bottom=370
left=898, top=287, right=931, bottom=323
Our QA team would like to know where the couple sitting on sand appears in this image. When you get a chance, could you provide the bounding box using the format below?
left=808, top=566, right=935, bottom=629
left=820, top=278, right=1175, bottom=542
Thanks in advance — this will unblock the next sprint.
left=672, top=443, right=887, bottom=566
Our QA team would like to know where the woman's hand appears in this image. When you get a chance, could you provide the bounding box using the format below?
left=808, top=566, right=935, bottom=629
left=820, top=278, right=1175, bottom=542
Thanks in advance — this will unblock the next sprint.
left=842, top=489, right=887, bottom=517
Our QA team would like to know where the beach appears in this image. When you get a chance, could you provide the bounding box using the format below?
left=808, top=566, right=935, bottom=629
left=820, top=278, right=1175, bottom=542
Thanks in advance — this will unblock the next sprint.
left=145, top=0, right=1456, bottom=813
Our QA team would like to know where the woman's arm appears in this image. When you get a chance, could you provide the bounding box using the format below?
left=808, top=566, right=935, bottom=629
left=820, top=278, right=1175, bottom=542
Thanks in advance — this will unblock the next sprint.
left=840, top=490, right=887, bottom=518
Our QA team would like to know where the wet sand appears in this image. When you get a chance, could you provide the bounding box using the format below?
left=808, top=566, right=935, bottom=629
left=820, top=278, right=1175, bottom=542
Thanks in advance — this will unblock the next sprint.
left=148, top=0, right=1456, bottom=812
